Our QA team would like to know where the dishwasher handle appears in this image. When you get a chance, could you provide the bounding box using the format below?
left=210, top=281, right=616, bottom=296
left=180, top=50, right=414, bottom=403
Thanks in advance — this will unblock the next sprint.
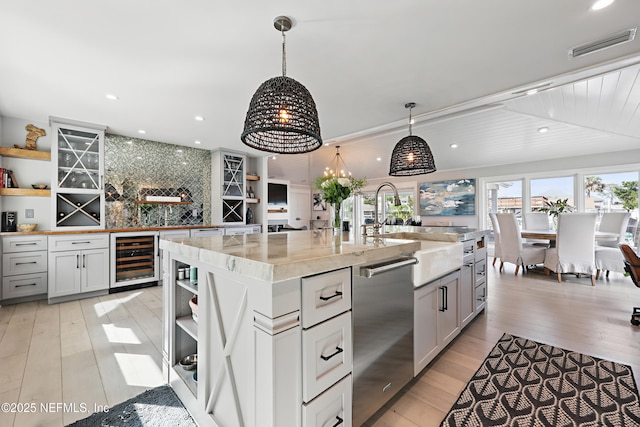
left=359, top=256, right=418, bottom=278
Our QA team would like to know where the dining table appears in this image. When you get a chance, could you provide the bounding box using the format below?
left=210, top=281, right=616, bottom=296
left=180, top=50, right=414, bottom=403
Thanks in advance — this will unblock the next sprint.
left=521, top=229, right=619, bottom=247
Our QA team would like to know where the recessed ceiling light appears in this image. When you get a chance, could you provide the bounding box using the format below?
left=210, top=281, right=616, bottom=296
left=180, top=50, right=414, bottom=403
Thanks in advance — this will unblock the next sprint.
left=272, top=155, right=277, bottom=160
left=537, top=127, right=549, bottom=133
left=450, top=144, right=458, bottom=148
left=195, top=116, right=204, bottom=121
left=105, top=94, right=118, bottom=100
left=376, top=157, right=382, bottom=162
left=194, top=140, right=201, bottom=145
left=138, top=130, right=146, bottom=134
left=592, top=0, right=614, bottom=10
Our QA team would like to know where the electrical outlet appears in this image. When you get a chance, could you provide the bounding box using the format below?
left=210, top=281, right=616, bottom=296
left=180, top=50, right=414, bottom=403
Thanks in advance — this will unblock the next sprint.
left=25, top=209, right=34, bottom=219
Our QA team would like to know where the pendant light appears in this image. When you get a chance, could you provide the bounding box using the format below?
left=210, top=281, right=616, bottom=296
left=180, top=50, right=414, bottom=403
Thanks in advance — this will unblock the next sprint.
left=241, top=16, right=322, bottom=154
left=389, top=102, right=436, bottom=176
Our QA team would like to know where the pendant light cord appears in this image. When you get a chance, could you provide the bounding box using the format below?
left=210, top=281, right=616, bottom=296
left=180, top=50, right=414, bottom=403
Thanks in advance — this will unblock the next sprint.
left=281, top=28, right=287, bottom=77
left=408, top=106, right=413, bottom=136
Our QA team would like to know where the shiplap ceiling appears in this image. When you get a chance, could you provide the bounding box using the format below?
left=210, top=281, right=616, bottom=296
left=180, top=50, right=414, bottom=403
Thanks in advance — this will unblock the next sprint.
left=1, top=1, right=640, bottom=184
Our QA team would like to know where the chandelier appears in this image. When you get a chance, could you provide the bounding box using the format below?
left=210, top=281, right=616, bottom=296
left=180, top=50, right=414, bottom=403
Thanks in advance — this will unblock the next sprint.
left=324, top=146, right=351, bottom=178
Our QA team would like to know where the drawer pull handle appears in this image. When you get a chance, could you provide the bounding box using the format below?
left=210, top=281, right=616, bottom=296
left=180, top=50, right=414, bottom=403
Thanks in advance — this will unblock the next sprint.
left=16, top=283, right=37, bottom=288
left=15, top=261, right=37, bottom=265
left=72, top=241, right=92, bottom=245
left=332, top=416, right=344, bottom=427
left=320, top=346, right=344, bottom=361
left=319, top=291, right=342, bottom=301
left=15, top=243, right=37, bottom=246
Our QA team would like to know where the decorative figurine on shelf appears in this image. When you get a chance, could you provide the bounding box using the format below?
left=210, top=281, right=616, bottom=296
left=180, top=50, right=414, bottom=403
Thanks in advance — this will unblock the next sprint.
left=14, top=124, right=46, bottom=150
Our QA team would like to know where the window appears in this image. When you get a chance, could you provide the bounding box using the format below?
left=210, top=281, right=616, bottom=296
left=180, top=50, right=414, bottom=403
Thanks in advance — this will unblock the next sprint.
left=530, top=176, right=575, bottom=212
left=360, top=189, right=414, bottom=226
left=584, top=172, right=639, bottom=246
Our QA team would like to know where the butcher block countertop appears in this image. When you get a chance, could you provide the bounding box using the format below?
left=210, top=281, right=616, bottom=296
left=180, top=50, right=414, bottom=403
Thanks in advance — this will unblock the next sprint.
left=0, top=224, right=226, bottom=236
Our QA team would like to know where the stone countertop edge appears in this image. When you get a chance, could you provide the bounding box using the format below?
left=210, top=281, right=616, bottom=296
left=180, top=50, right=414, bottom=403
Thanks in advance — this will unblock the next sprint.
left=159, top=232, right=423, bottom=283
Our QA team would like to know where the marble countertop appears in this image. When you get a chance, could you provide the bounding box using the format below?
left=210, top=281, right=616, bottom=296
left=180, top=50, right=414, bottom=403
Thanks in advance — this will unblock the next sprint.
left=160, top=229, right=424, bottom=283
left=380, top=225, right=490, bottom=242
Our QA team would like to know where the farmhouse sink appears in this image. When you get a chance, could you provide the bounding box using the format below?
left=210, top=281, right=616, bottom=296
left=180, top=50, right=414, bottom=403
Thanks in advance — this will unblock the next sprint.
left=380, top=233, right=463, bottom=286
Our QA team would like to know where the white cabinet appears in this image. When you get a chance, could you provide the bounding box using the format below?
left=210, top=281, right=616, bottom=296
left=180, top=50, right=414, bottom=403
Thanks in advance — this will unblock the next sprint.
left=459, top=235, right=488, bottom=327
left=212, top=150, right=246, bottom=225
left=1, top=235, right=48, bottom=302
left=224, top=225, right=261, bottom=235
left=459, top=239, right=475, bottom=327
left=48, top=233, right=109, bottom=301
left=190, top=228, right=224, bottom=237
left=414, top=270, right=461, bottom=375
left=50, top=117, right=106, bottom=230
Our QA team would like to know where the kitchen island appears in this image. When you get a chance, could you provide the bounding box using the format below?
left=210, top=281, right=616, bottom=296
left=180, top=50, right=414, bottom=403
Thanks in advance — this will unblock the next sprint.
left=160, top=227, right=487, bottom=427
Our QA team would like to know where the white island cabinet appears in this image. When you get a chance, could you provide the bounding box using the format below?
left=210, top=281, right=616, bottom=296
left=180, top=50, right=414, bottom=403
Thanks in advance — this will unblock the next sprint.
left=160, top=231, right=421, bottom=427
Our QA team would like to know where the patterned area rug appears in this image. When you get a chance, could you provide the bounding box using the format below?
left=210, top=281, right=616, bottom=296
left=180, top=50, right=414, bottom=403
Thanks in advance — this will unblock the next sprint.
left=67, top=385, right=196, bottom=427
left=441, top=333, right=640, bottom=426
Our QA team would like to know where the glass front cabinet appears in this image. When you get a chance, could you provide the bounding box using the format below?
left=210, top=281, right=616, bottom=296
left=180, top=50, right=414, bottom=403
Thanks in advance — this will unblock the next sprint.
left=50, top=117, right=106, bottom=230
left=212, top=150, right=245, bottom=225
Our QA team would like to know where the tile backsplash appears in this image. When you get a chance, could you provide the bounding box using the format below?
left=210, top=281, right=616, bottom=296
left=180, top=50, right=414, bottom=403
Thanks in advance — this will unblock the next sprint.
left=104, top=135, right=211, bottom=228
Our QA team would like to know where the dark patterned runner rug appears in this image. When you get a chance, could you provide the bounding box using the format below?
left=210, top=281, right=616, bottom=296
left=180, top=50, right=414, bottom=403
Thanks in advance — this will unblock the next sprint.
left=441, top=333, right=640, bottom=426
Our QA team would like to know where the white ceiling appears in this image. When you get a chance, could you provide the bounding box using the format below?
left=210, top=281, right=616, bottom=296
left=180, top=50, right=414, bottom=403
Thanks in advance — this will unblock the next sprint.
left=1, top=1, right=640, bottom=184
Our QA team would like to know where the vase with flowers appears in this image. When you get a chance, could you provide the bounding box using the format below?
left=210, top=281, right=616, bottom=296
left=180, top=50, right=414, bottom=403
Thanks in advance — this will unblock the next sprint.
left=536, top=198, right=574, bottom=229
left=315, top=175, right=365, bottom=245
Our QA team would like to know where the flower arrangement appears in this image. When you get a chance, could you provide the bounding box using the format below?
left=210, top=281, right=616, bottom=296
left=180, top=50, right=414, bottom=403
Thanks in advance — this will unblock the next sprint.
left=314, top=175, right=365, bottom=229
left=536, top=198, right=575, bottom=218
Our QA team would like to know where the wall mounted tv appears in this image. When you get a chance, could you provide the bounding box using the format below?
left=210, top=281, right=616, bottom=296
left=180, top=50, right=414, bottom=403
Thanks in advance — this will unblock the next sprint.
left=268, top=183, right=288, bottom=205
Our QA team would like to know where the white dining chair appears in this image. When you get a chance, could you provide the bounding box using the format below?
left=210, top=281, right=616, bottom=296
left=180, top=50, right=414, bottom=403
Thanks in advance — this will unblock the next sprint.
left=522, top=211, right=551, bottom=247
left=489, top=213, right=502, bottom=270
left=544, top=213, right=597, bottom=285
left=496, top=213, right=546, bottom=275
left=595, top=212, right=631, bottom=279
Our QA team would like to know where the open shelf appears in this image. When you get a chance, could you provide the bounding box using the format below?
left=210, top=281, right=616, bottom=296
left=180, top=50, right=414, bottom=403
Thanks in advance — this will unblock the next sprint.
left=177, top=279, right=198, bottom=294
left=246, top=174, right=260, bottom=181
left=176, top=315, right=198, bottom=340
left=0, top=188, right=51, bottom=197
left=246, top=198, right=260, bottom=204
left=173, top=363, right=197, bottom=396
left=0, top=147, right=51, bottom=161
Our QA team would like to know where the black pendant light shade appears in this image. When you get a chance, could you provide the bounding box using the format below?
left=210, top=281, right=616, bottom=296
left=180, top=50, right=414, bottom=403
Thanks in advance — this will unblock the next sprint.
left=389, top=102, right=436, bottom=176
left=241, top=16, right=322, bottom=154
left=241, top=75, right=322, bottom=154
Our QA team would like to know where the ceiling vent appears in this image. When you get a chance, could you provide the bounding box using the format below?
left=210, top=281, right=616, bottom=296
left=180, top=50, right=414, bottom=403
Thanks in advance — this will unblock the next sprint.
left=569, top=27, right=637, bottom=59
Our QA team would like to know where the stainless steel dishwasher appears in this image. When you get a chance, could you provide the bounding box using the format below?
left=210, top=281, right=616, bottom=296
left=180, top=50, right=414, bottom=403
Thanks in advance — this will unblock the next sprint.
left=352, top=255, right=418, bottom=426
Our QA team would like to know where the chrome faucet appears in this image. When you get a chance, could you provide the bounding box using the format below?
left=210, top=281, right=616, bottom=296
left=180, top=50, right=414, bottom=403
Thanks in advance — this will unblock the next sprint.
left=373, top=182, right=401, bottom=235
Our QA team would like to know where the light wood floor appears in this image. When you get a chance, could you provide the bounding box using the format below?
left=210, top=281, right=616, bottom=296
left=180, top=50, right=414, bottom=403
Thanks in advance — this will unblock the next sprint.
left=0, top=265, right=639, bottom=427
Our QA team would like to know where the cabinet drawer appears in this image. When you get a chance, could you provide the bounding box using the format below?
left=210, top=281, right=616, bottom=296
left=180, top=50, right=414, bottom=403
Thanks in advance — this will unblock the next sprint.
left=475, top=281, right=487, bottom=310
left=302, top=311, right=352, bottom=402
left=462, top=240, right=474, bottom=263
left=3, top=251, right=47, bottom=276
left=2, top=235, right=47, bottom=253
left=475, top=258, right=486, bottom=285
left=2, top=273, right=47, bottom=299
left=190, top=228, right=224, bottom=237
left=302, top=267, right=351, bottom=328
left=475, top=236, right=487, bottom=261
left=49, top=233, right=109, bottom=251
left=302, top=374, right=352, bottom=427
